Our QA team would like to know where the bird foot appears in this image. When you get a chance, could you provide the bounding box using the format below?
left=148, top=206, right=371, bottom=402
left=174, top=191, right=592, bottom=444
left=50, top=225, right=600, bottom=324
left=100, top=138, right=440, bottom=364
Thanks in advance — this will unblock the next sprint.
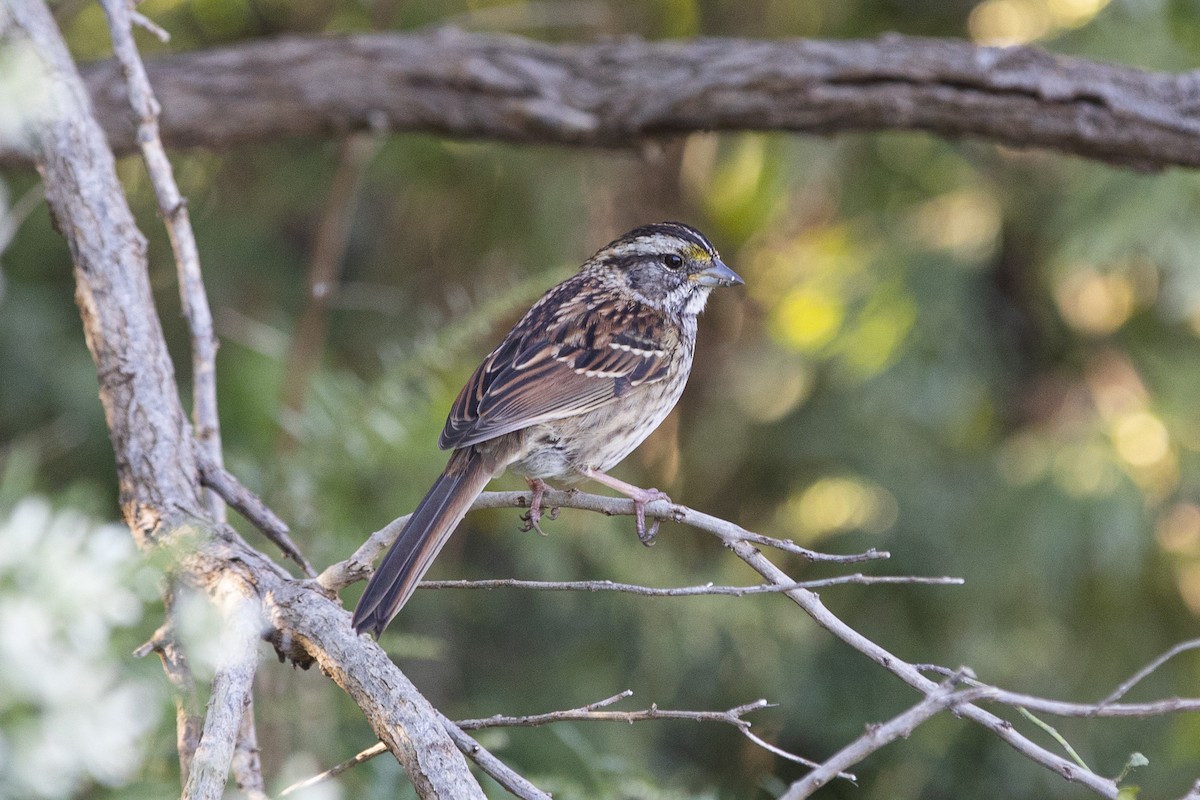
left=631, top=488, right=670, bottom=546
left=520, top=478, right=555, bottom=535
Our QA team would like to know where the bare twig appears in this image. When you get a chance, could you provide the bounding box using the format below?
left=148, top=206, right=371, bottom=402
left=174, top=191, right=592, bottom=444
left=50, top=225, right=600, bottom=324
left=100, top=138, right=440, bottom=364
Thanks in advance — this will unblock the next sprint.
left=917, top=664, right=1200, bottom=718
left=282, top=691, right=834, bottom=798
left=436, top=715, right=551, bottom=800
left=196, top=450, right=316, bottom=576
left=181, top=583, right=261, bottom=800
left=724, top=541, right=1121, bottom=798
left=278, top=742, right=387, bottom=797
left=132, top=587, right=202, bottom=785
left=420, top=574, right=962, bottom=596
left=0, top=181, right=45, bottom=254
left=458, top=696, right=771, bottom=731
left=99, top=0, right=226, bottom=522
left=783, top=681, right=987, bottom=799
left=231, top=698, right=267, bottom=800
left=1101, top=638, right=1200, bottom=706
left=129, top=9, right=169, bottom=41
left=320, top=489, right=888, bottom=593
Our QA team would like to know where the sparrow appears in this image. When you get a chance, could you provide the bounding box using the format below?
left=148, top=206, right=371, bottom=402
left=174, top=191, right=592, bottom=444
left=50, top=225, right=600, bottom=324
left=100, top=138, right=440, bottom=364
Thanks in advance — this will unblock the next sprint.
left=352, top=222, right=743, bottom=637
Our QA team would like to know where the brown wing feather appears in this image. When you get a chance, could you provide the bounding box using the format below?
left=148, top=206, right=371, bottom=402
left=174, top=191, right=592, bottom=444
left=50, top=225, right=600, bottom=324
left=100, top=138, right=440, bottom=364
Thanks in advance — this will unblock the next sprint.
left=438, top=275, right=676, bottom=451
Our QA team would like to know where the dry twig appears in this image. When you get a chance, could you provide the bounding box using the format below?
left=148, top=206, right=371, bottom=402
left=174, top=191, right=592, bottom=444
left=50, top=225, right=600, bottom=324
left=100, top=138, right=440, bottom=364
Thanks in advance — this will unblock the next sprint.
left=180, top=582, right=261, bottom=800
left=196, top=451, right=315, bottom=576
left=1102, top=638, right=1200, bottom=706
left=132, top=588, right=202, bottom=784
left=281, top=691, right=832, bottom=798
left=98, top=0, right=226, bottom=521
left=319, top=488, right=888, bottom=593
left=420, top=574, right=963, bottom=596
left=783, top=680, right=986, bottom=798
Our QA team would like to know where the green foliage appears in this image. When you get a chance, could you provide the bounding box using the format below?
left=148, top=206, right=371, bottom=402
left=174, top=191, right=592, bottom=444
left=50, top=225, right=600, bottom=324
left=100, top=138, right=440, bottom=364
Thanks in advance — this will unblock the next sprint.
left=4, top=0, right=1200, bottom=797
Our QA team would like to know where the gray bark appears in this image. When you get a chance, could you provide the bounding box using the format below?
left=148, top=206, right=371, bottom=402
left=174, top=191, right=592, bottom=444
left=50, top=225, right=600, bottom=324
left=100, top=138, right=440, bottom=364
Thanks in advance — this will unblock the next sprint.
left=5, top=30, right=1198, bottom=170
left=3, top=3, right=484, bottom=797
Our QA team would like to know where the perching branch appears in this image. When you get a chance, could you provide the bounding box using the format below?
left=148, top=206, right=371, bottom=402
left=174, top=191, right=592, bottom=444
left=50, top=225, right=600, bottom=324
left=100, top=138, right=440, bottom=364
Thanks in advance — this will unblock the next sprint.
left=419, top=574, right=963, bottom=596
left=317, top=488, right=887, bottom=593
left=5, top=31, right=1195, bottom=171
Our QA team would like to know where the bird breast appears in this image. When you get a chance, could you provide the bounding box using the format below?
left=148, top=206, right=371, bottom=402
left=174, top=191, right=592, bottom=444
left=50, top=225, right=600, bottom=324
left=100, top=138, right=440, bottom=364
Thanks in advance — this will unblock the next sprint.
left=507, top=320, right=696, bottom=481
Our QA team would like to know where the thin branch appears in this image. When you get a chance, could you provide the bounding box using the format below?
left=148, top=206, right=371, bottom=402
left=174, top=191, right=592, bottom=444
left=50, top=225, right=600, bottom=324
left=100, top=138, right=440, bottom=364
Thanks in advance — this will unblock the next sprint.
left=436, top=716, right=552, bottom=800
left=281, top=692, right=837, bottom=798
left=917, top=664, right=1200, bottom=718
left=278, top=742, right=387, bottom=797
left=231, top=698, right=268, bottom=800
left=196, top=450, right=316, bottom=576
left=723, top=540, right=1121, bottom=798
left=319, top=488, right=887, bottom=593
left=1101, top=638, right=1200, bottom=706
left=782, top=681, right=987, bottom=799
left=458, top=697, right=771, bottom=731
left=181, top=583, right=260, bottom=800
left=420, top=574, right=963, bottom=596
left=99, top=0, right=226, bottom=522
left=132, top=587, right=202, bottom=785
left=0, top=181, right=45, bottom=254
left=129, top=10, right=169, bottom=42
left=29, top=32, right=1200, bottom=171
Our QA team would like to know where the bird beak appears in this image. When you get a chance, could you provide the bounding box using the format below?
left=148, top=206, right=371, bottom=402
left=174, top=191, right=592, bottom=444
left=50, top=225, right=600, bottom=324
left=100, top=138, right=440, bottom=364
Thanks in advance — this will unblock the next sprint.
left=691, top=258, right=744, bottom=287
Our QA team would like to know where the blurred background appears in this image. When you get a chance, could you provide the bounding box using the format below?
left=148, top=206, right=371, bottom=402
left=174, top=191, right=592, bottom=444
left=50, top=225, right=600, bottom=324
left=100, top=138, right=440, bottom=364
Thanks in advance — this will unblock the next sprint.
left=4, top=0, right=1200, bottom=797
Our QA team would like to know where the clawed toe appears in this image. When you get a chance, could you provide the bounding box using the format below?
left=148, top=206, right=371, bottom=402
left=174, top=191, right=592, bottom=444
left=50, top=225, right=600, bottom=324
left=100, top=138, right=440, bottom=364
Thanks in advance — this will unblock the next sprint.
left=521, top=478, right=553, bottom=535
left=633, top=489, right=669, bottom=546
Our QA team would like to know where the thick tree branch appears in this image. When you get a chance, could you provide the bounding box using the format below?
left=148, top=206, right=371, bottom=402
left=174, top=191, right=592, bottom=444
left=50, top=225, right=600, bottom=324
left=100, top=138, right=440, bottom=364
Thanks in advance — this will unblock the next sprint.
left=5, top=3, right=488, bottom=797
left=4, top=30, right=1196, bottom=171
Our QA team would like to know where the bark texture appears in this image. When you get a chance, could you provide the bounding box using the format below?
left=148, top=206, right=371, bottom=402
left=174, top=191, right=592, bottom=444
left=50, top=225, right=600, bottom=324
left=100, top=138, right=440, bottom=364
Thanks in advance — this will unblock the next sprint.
left=4, top=3, right=484, bottom=797
left=16, top=30, right=1196, bottom=170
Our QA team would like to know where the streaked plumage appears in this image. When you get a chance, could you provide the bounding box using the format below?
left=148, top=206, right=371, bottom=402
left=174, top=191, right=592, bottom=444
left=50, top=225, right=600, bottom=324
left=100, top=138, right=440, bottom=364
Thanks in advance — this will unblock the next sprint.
left=352, top=222, right=743, bottom=637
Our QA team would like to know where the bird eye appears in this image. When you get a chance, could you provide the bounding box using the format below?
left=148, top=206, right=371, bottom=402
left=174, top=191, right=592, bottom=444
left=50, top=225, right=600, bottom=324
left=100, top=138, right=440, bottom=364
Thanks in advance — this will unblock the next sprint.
left=663, top=253, right=684, bottom=270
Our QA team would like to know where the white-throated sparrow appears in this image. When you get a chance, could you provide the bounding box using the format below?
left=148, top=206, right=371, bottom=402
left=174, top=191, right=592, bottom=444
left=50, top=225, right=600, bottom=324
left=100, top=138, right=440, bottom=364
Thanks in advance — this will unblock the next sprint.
left=352, top=222, right=743, bottom=637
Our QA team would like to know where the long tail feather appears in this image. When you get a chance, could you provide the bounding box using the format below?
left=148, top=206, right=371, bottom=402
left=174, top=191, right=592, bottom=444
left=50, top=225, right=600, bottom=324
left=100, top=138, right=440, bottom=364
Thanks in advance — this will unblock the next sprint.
left=352, top=448, right=492, bottom=637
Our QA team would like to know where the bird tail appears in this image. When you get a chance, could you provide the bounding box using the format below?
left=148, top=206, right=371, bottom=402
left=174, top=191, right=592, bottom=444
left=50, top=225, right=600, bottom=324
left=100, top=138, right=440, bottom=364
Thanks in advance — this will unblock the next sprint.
left=352, top=447, right=493, bottom=637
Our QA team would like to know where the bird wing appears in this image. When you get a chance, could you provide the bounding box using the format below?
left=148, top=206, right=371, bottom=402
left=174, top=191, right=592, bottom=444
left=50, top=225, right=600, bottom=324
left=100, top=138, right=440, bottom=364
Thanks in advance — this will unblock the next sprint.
left=438, top=276, right=675, bottom=450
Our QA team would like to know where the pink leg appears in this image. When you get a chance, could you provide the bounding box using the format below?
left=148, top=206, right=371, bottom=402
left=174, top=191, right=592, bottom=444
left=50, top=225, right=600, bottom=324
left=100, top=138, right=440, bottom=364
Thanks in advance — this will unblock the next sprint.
left=580, top=468, right=670, bottom=545
left=521, top=477, right=550, bottom=534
